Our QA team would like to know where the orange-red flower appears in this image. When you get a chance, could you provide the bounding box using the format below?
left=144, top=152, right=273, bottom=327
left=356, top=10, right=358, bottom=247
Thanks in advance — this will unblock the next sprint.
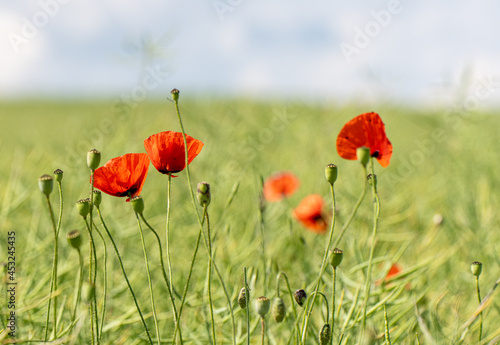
left=93, top=153, right=150, bottom=201
left=293, top=194, right=328, bottom=234
left=336, top=112, right=393, bottom=167
left=385, top=263, right=402, bottom=281
left=263, top=171, right=300, bottom=202
left=144, top=131, right=204, bottom=174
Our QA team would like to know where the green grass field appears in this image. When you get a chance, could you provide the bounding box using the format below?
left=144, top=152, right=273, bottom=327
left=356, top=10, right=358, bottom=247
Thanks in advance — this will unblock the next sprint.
left=1, top=98, right=499, bottom=344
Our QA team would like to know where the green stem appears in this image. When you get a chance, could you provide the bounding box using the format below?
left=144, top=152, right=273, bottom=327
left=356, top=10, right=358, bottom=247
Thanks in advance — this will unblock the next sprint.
left=93, top=222, right=108, bottom=342
left=136, top=212, right=161, bottom=345
left=383, top=304, right=392, bottom=345
left=476, top=276, right=483, bottom=342
left=43, top=195, right=58, bottom=342
left=332, top=165, right=368, bottom=249
left=258, top=184, right=267, bottom=295
left=71, top=249, right=84, bottom=323
left=173, top=94, right=237, bottom=345
left=204, top=206, right=217, bottom=345
left=277, top=272, right=299, bottom=342
left=331, top=268, right=337, bottom=345
left=301, top=183, right=336, bottom=344
left=165, top=172, right=174, bottom=295
left=140, top=214, right=183, bottom=345
left=244, top=267, right=250, bottom=345
left=261, top=317, right=266, bottom=345
left=84, top=217, right=98, bottom=345
left=360, top=159, right=380, bottom=339
left=96, top=208, right=153, bottom=345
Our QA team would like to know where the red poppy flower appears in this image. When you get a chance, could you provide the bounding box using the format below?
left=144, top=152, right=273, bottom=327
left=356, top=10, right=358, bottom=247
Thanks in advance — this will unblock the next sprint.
left=144, top=131, right=204, bottom=174
left=263, top=171, right=300, bottom=202
left=385, top=263, right=402, bottom=281
left=93, top=153, right=150, bottom=201
left=336, top=112, right=393, bottom=167
left=293, top=194, right=328, bottom=234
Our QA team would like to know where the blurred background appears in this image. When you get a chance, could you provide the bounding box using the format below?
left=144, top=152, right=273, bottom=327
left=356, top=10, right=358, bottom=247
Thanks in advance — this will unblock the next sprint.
left=1, top=0, right=500, bottom=107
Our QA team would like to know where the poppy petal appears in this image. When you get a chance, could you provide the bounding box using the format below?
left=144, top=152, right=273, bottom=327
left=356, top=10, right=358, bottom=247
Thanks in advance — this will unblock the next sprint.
left=263, top=171, right=300, bottom=202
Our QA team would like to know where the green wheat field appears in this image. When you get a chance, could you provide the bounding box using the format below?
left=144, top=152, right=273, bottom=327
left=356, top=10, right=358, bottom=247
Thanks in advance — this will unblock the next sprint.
left=1, top=98, right=499, bottom=344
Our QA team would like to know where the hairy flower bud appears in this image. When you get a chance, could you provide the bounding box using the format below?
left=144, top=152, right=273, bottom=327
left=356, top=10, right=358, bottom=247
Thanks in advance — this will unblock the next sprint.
left=197, top=182, right=211, bottom=207
left=293, top=289, right=307, bottom=307
left=272, top=297, right=286, bottom=323
left=238, top=287, right=248, bottom=309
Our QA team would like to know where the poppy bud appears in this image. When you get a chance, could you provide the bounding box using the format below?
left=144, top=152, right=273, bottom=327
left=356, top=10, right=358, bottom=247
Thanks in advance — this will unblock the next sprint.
left=330, top=248, right=344, bottom=268
left=325, top=164, right=338, bottom=185
left=356, top=146, right=370, bottom=167
left=197, top=182, right=211, bottom=207
left=76, top=198, right=91, bottom=218
left=471, top=261, right=482, bottom=277
left=130, top=196, right=145, bottom=214
left=87, top=149, right=101, bottom=171
left=318, top=324, right=331, bottom=345
left=255, top=296, right=270, bottom=318
left=92, top=190, right=102, bottom=208
left=272, top=297, right=286, bottom=322
left=293, top=289, right=307, bottom=307
left=82, top=282, right=95, bottom=304
left=38, top=174, right=53, bottom=196
left=171, top=88, right=180, bottom=102
left=238, top=287, right=248, bottom=309
left=54, top=169, right=64, bottom=183
left=67, top=230, right=82, bottom=250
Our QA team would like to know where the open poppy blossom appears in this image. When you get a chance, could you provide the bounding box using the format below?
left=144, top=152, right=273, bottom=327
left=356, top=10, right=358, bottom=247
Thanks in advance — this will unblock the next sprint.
left=263, top=171, right=300, bottom=202
left=293, top=194, right=328, bottom=234
left=336, top=112, right=393, bottom=167
left=144, top=131, right=204, bottom=175
left=93, top=153, right=150, bottom=201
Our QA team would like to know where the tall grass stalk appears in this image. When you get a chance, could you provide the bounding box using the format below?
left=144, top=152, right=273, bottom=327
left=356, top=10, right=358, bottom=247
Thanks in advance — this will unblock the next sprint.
left=43, top=193, right=58, bottom=342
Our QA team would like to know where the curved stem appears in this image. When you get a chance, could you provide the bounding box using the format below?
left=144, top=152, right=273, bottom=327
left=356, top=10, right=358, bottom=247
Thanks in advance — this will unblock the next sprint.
left=84, top=217, right=99, bottom=345
left=93, top=222, right=108, bottom=342
left=43, top=195, right=58, bottom=341
left=136, top=212, right=161, bottom=345
left=96, top=208, right=153, bottom=345
left=301, top=183, right=336, bottom=344
left=173, top=95, right=236, bottom=345
left=383, top=304, right=392, bottom=345
left=204, top=206, right=217, bottom=345
left=165, top=172, right=174, bottom=295
left=71, top=249, right=84, bottom=323
left=140, top=214, right=183, bottom=345
left=476, top=276, right=483, bottom=342
left=361, top=159, right=380, bottom=337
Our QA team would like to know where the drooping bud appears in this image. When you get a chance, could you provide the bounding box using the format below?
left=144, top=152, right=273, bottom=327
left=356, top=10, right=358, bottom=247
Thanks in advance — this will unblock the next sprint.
left=87, top=149, right=101, bottom=171
left=38, top=174, right=53, bottom=196
left=255, top=296, right=270, bottom=318
left=76, top=198, right=91, bottom=218
left=67, top=230, right=82, bottom=250
left=356, top=146, right=370, bottom=167
left=54, top=169, right=64, bottom=183
left=171, top=88, right=180, bottom=102
left=197, top=182, right=211, bottom=207
left=330, top=248, right=344, bottom=268
left=272, top=297, right=286, bottom=323
left=92, top=190, right=102, bottom=208
left=82, top=282, right=95, bottom=304
left=293, top=289, right=307, bottom=307
left=318, top=324, right=331, bottom=345
left=130, top=196, right=145, bottom=214
left=471, top=261, right=482, bottom=277
left=325, top=164, right=338, bottom=185
left=238, top=287, right=248, bottom=309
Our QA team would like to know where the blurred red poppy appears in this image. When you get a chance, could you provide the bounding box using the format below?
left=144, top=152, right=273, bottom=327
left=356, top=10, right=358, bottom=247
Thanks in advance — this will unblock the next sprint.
left=94, top=153, right=150, bottom=201
left=385, top=263, right=402, bottom=281
left=293, top=194, right=328, bottom=233
left=263, top=171, right=300, bottom=202
left=336, top=112, right=393, bottom=167
left=144, top=131, right=204, bottom=174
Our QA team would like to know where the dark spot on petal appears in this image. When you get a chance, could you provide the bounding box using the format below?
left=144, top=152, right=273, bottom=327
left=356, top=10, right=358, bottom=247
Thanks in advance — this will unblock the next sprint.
left=371, top=150, right=380, bottom=158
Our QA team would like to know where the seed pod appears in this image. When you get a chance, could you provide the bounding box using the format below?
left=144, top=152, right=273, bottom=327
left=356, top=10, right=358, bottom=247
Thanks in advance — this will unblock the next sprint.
left=238, top=287, right=248, bottom=309
left=87, top=149, right=101, bottom=171
left=76, top=198, right=91, bottom=218
left=255, top=296, right=270, bottom=318
left=272, top=297, right=286, bottom=323
left=471, top=261, right=482, bottom=277
left=130, top=196, right=145, bottom=214
left=330, top=248, right=344, bottom=268
left=67, top=230, right=82, bottom=250
left=171, top=88, right=180, bottom=102
left=356, top=146, right=370, bottom=167
left=325, top=164, right=338, bottom=185
left=293, top=289, right=307, bottom=307
left=38, top=174, right=53, bottom=196
left=92, top=190, right=102, bottom=208
left=54, top=169, right=64, bottom=183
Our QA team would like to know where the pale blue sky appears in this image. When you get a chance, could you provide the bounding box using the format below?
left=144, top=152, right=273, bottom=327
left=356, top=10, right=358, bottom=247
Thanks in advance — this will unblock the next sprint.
left=1, top=0, right=500, bottom=106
